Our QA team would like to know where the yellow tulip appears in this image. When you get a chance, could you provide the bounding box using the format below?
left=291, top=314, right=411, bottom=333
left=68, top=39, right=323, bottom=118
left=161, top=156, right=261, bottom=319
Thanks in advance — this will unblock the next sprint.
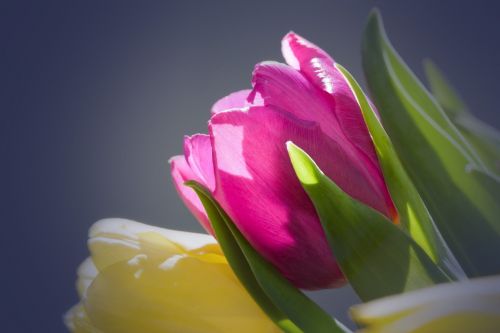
left=64, top=218, right=281, bottom=333
left=351, top=275, right=500, bottom=333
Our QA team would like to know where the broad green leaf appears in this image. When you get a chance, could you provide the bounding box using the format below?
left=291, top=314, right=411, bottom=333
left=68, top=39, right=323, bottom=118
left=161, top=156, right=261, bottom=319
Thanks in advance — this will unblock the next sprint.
left=186, top=181, right=349, bottom=333
left=362, top=10, right=500, bottom=277
left=424, top=59, right=500, bottom=175
left=335, top=63, right=463, bottom=280
left=287, top=142, right=450, bottom=302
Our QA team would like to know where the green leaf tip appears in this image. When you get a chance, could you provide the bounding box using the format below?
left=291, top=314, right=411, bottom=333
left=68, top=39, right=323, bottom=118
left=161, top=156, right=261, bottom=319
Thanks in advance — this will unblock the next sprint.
left=288, top=144, right=451, bottom=302
left=287, top=141, right=321, bottom=185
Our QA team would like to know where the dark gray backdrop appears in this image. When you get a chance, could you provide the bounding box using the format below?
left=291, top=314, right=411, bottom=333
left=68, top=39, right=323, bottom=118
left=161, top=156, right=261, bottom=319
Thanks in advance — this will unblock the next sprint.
left=2, top=1, right=499, bottom=332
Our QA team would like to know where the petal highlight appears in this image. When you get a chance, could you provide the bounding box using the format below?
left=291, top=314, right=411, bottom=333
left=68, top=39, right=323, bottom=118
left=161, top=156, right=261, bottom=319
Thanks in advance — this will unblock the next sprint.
left=282, top=32, right=379, bottom=166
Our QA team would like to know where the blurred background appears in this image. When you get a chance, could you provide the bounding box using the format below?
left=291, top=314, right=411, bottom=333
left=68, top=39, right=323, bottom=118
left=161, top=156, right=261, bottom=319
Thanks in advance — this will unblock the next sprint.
left=2, top=0, right=499, bottom=332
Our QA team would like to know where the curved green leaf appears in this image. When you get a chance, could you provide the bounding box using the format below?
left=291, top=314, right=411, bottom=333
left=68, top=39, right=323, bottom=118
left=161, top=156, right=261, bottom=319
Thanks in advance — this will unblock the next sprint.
left=362, top=9, right=500, bottom=277
left=186, top=181, right=349, bottom=333
left=287, top=143, right=451, bottom=302
left=335, top=63, right=463, bottom=280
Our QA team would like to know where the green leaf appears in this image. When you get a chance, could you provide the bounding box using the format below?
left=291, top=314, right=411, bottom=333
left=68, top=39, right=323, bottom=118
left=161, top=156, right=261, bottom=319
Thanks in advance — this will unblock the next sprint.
left=186, top=181, right=349, bottom=333
left=335, top=63, right=463, bottom=280
left=424, top=59, right=500, bottom=175
left=362, top=9, right=500, bottom=277
left=287, top=142, right=451, bottom=302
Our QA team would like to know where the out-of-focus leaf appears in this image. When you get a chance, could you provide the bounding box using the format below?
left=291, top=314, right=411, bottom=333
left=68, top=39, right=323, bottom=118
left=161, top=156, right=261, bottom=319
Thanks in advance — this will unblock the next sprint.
left=423, top=59, right=468, bottom=117
left=457, top=119, right=500, bottom=175
left=335, top=63, right=463, bottom=280
left=362, top=10, right=500, bottom=277
left=424, top=59, right=500, bottom=175
left=186, top=181, right=349, bottom=333
left=351, top=274, right=500, bottom=333
left=287, top=143, right=450, bottom=302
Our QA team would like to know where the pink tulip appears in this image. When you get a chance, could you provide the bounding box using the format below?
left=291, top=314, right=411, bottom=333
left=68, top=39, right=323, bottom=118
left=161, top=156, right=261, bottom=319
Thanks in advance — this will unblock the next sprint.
left=170, top=32, right=397, bottom=290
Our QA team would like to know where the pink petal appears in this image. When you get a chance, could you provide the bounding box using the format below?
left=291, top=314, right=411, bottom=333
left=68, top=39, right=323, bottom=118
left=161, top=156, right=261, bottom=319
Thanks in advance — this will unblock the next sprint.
left=209, top=106, right=394, bottom=289
left=170, top=155, right=213, bottom=234
left=184, top=134, right=215, bottom=192
left=281, top=32, right=379, bottom=166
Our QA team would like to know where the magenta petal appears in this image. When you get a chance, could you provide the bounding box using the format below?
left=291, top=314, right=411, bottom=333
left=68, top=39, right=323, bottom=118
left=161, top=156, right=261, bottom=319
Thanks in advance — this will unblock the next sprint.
left=281, top=32, right=379, bottom=165
left=251, top=61, right=345, bottom=143
left=170, top=155, right=213, bottom=234
left=208, top=106, right=400, bottom=288
left=184, top=134, right=216, bottom=192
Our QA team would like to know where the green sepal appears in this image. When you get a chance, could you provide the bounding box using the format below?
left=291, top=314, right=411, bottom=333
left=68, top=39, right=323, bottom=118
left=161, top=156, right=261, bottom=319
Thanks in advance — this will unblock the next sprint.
left=287, top=142, right=451, bottom=302
left=186, top=181, right=350, bottom=333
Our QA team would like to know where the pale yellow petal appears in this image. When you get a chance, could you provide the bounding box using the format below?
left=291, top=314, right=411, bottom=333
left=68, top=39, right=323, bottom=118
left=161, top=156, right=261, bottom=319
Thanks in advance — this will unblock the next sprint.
left=76, top=258, right=98, bottom=298
left=64, top=303, right=102, bottom=333
left=84, top=252, right=280, bottom=333
left=359, top=303, right=500, bottom=333
left=88, top=218, right=220, bottom=271
left=352, top=275, right=500, bottom=333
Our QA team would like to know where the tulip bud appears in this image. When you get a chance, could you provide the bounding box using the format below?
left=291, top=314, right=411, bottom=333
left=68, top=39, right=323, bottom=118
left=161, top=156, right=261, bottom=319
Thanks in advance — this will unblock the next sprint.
left=171, top=32, right=397, bottom=290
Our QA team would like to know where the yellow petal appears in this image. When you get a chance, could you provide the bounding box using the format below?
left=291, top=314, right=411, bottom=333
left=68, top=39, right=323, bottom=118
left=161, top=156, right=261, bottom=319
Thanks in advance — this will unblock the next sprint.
left=84, top=252, right=280, bottom=333
left=88, top=218, right=220, bottom=271
left=352, top=275, right=500, bottom=333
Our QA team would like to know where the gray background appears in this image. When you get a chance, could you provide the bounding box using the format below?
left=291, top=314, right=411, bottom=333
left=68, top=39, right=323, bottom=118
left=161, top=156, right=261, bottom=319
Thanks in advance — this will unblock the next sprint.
left=2, top=1, right=499, bottom=332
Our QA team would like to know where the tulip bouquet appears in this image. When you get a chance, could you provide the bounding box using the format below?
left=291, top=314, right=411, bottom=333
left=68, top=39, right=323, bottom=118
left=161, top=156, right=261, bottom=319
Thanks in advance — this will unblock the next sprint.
left=65, top=10, right=500, bottom=333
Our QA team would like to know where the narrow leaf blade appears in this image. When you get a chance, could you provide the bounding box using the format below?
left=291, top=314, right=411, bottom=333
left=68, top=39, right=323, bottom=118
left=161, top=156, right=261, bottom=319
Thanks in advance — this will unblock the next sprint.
left=186, top=181, right=349, bottom=333
left=336, top=63, right=463, bottom=279
left=186, top=181, right=301, bottom=333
